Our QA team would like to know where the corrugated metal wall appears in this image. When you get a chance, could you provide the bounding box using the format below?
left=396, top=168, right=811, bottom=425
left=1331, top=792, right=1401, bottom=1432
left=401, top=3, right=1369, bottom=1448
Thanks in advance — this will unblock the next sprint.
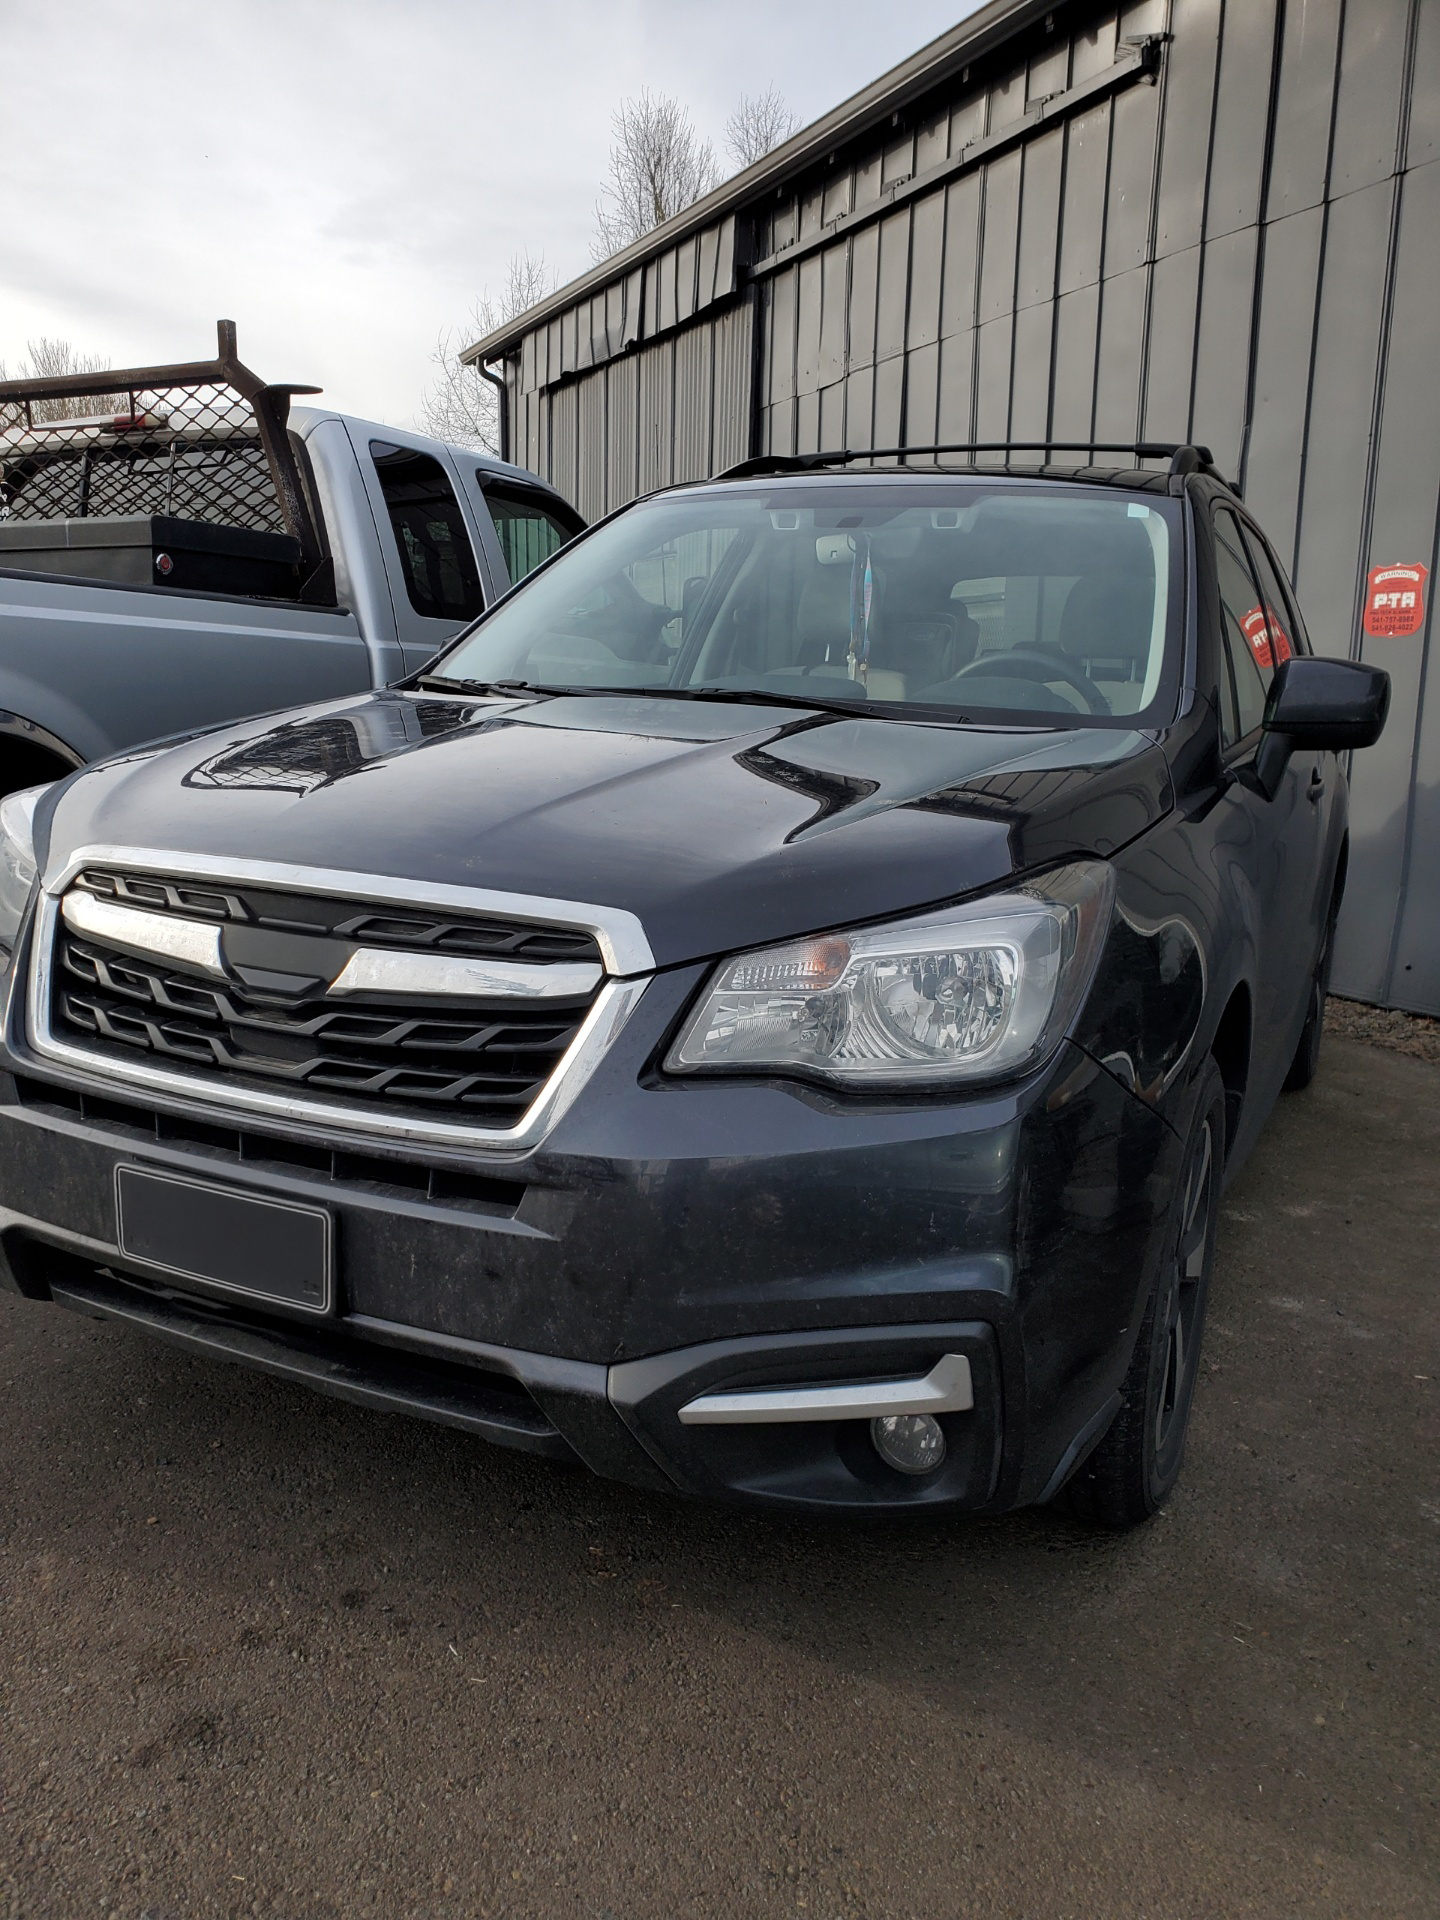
left=497, top=0, right=1440, bottom=1016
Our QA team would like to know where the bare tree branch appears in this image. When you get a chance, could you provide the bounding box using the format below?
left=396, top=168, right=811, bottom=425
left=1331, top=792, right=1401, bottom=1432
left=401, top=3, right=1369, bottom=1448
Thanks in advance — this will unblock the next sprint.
left=593, top=91, right=719, bottom=262
left=418, top=254, right=557, bottom=453
left=0, top=338, right=113, bottom=422
left=419, top=86, right=802, bottom=449
left=725, top=89, right=800, bottom=169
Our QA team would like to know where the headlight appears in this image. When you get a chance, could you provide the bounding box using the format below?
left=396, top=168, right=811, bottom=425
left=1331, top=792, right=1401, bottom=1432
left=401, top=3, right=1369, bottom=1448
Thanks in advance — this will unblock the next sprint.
left=667, top=861, right=1114, bottom=1088
left=0, top=784, right=45, bottom=960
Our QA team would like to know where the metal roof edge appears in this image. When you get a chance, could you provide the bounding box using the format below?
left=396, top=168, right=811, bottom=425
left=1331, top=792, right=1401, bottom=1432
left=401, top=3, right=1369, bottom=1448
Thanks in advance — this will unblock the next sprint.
left=460, top=0, right=1049, bottom=365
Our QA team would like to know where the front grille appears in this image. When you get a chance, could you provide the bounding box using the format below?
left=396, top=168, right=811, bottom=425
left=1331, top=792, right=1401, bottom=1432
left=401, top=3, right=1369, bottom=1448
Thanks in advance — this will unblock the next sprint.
left=48, top=873, right=606, bottom=1128
left=74, top=868, right=602, bottom=964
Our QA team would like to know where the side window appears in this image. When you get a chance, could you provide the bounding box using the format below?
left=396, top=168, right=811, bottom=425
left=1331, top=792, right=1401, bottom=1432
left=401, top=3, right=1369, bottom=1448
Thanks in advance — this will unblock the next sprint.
left=1213, top=510, right=1272, bottom=746
left=482, top=481, right=582, bottom=586
left=370, top=443, right=483, bottom=622
left=1241, top=526, right=1311, bottom=658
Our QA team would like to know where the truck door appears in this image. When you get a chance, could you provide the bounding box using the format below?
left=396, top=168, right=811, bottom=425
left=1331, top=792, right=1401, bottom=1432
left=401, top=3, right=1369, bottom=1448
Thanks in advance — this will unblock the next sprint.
left=352, top=430, right=496, bottom=674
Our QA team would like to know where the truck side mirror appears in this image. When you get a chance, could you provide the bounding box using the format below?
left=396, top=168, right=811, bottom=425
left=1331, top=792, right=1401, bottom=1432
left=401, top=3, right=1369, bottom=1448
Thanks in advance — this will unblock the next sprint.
left=1252, top=656, right=1390, bottom=798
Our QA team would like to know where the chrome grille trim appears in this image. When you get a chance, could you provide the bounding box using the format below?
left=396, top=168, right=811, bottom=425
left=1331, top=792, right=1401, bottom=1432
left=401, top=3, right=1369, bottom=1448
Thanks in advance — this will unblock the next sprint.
left=24, top=847, right=653, bottom=1153
left=39, top=845, right=654, bottom=976
left=324, top=948, right=601, bottom=1001
left=60, top=889, right=603, bottom=1001
left=62, top=889, right=226, bottom=977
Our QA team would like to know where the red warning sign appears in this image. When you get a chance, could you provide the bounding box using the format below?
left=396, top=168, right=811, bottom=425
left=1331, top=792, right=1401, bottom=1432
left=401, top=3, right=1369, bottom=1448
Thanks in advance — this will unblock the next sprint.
left=1364, top=562, right=1429, bottom=638
left=1240, top=604, right=1293, bottom=671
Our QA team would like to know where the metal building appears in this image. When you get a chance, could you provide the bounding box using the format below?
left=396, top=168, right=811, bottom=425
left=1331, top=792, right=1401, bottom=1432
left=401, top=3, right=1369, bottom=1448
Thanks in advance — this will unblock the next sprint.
left=464, top=0, right=1440, bottom=1015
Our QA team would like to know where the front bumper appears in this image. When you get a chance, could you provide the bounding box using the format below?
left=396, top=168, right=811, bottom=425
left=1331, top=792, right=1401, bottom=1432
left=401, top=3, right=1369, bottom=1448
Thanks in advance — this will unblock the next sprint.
left=0, top=976, right=1183, bottom=1513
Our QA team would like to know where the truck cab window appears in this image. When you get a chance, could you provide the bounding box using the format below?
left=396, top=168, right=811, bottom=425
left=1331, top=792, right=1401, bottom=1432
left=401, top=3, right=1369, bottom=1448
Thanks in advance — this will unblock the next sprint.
left=370, top=443, right=483, bottom=622
left=482, top=481, right=582, bottom=587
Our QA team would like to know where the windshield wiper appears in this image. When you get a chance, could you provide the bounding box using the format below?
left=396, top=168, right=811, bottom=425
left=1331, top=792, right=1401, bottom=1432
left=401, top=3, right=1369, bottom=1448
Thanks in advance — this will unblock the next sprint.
left=679, top=684, right=977, bottom=722
left=411, top=674, right=537, bottom=696
left=414, top=677, right=972, bottom=724
left=570, top=684, right=922, bottom=721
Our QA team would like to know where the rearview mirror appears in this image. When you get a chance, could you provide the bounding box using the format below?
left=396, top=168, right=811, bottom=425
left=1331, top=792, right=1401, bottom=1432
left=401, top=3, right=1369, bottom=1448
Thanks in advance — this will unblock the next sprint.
left=1253, top=656, right=1390, bottom=798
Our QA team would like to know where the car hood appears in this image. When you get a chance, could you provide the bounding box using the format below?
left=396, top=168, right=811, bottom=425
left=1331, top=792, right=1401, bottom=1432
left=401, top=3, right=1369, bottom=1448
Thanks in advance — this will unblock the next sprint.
left=40, top=690, right=1173, bottom=970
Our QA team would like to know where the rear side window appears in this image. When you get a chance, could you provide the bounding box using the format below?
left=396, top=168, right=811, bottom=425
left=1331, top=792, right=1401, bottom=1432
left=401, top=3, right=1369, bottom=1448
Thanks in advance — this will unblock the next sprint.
left=482, top=480, right=582, bottom=586
left=1239, top=526, right=1308, bottom=662
left=1213, top=510, right=1272, bottom=744
left=371, top=443, right=483, bottom=622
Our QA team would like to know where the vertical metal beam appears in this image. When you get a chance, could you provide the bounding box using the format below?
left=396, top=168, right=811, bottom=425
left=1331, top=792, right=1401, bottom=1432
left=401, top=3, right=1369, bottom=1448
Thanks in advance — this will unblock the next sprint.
left=214, top=321, right=325, bottom=577
left=1237, top=0, right=1296, bottom=493
left=746, top=276, right=767, bottom=461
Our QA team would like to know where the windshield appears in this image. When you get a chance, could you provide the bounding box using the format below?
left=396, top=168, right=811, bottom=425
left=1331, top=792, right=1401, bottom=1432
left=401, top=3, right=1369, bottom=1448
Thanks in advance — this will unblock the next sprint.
left=433, top=480, right=1181, bottom=725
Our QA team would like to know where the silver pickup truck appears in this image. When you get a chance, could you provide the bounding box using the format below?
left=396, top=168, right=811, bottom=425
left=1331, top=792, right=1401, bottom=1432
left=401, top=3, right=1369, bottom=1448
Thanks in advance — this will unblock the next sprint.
left=0, top=322, right=582, bottom=797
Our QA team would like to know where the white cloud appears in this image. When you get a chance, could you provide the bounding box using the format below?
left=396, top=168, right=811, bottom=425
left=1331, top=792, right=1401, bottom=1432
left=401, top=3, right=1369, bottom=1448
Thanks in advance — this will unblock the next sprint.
left=2, top=0, right=977, bottom=430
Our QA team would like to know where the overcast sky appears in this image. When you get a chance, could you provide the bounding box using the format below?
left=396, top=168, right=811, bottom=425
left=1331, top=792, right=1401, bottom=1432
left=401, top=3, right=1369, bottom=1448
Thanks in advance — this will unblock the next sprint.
left=4, top=0, right=979, bottom=430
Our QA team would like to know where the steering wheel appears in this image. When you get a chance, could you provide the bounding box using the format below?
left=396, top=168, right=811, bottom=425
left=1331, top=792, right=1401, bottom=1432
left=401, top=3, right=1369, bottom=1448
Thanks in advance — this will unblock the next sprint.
left=952, top=646, right=1111, bottom=716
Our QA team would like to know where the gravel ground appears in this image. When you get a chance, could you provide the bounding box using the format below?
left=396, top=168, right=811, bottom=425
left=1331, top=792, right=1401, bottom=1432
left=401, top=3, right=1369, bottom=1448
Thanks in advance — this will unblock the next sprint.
left=1, top=1036, right=1437, bottom=1919
left=1326, top=995, right=1440, bottom=1064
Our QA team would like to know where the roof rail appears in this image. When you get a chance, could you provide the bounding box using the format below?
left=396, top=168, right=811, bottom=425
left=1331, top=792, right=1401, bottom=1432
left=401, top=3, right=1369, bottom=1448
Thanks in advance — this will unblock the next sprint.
left=717, top=440, right=1233, bottom=490
left=1166, top=444, right=1214, bottom=475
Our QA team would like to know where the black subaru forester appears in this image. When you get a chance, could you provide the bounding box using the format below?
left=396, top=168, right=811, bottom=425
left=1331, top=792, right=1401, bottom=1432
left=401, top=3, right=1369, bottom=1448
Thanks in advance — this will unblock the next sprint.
left=0, top=444, right=1389, bottom=1527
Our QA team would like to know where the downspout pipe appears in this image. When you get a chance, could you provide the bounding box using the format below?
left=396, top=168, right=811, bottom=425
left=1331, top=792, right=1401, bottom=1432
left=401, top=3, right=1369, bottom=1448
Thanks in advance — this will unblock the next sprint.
left=477, top=359, right=510, bottom=466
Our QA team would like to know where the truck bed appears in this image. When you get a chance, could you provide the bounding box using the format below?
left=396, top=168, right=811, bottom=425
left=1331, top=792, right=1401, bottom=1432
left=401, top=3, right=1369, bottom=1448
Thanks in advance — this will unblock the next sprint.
left=0, top=566, right=373, bottom=767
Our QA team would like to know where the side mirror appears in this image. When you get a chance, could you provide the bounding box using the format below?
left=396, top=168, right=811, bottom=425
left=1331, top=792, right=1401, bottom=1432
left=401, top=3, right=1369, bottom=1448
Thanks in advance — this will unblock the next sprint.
left=1252, top=656, right=1390, bottom=798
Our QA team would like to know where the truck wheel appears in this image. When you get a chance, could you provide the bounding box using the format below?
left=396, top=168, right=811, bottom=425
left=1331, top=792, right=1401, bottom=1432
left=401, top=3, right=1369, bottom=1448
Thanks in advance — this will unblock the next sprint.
left=1061, top=1058, right=1225, bottom=1529
left=0, top=737, right=79, bottom=801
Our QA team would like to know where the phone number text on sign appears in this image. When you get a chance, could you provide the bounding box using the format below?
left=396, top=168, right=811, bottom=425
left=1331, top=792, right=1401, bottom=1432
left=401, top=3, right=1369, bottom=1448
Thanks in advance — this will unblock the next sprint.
left=1364, top=563, right=1429, bottom=638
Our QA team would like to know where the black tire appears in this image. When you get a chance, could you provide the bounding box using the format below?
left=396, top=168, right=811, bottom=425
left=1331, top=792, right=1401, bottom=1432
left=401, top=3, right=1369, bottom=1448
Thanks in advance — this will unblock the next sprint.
left=1061, top=1058, right=1226, bottom=1529
left=0, top=739, right=79, bottom=802
left=1283, top=902, right=1338, bottom=1093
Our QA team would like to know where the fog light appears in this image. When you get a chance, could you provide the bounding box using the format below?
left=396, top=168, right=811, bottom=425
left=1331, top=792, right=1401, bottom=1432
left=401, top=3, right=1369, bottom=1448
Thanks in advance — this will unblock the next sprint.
left=870, top=1412, right=946, bottom=1475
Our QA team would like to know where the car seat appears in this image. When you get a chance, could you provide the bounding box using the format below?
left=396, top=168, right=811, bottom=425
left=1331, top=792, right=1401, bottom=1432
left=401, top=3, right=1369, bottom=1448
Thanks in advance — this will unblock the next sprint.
left=792, top=557, right=902, bottom=697
left=1057, top=563, right=1157, bottom=710
left=873, top=540, right=981, bottom=694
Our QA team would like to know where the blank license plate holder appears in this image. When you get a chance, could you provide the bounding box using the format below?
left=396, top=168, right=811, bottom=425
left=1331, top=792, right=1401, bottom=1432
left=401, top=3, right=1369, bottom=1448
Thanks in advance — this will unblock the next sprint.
left=115, top=1164, right=332, bottom=1314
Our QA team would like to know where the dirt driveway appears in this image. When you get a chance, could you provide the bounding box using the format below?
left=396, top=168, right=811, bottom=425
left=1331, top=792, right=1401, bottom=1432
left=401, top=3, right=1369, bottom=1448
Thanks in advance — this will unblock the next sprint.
left=1, top=1035, right=1436, bottom=1919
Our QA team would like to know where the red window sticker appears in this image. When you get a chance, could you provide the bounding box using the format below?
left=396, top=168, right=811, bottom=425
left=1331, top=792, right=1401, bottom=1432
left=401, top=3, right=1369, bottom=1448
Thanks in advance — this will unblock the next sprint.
left=1364, top=562, right=1429, bottom=638
left=1240, top=605, right=1291, bottom=671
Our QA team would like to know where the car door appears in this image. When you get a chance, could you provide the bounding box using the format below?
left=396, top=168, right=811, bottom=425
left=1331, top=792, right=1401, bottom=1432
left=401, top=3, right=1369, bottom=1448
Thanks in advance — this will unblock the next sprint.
left=1234, top=519, right=1342, bottom=921
left=1210, top=504, right=1326, bottom=1095
left=351, top=430, right=495, bottom=675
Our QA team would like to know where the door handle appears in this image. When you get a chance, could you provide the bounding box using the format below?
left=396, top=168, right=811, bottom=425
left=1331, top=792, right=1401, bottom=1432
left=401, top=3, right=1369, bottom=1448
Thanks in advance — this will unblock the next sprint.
left=1308, top=768, right=1326, bottom=803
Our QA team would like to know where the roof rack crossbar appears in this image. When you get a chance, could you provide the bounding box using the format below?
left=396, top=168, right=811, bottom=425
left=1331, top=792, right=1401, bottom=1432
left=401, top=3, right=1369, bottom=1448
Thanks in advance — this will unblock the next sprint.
left=718, top=441, right=1225, bottom=484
